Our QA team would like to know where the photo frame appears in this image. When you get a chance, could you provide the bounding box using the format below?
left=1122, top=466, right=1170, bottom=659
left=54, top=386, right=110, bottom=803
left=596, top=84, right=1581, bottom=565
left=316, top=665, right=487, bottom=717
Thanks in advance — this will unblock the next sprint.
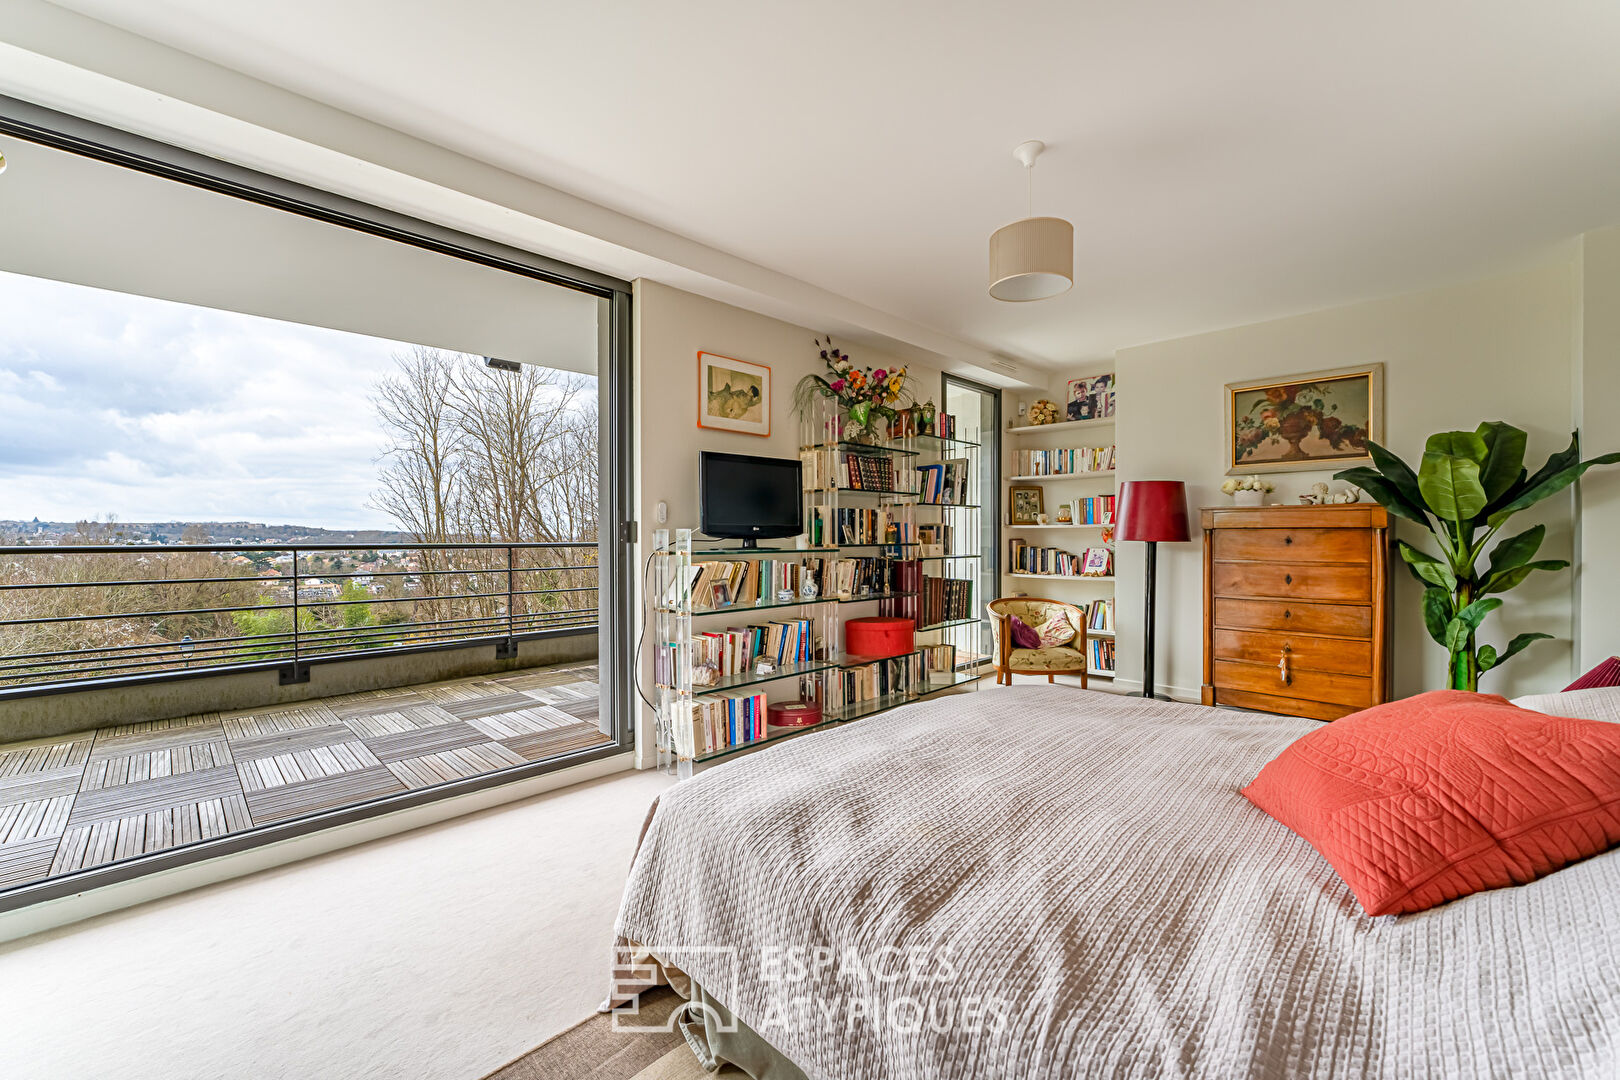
left=698, top=351, right=771, bottom=437
left=1065, top=374, right=1116, bottom=422
left=1009, top=485, right=1044, bottom=525
left=1225, top=363, right=1384, bottom=475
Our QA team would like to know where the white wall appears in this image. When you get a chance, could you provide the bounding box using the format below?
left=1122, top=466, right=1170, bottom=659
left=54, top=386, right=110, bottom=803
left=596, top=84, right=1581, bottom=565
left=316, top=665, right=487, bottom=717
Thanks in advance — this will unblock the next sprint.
left=1113, top=247, right=1589, bottom=701
left=1577, top=226, right=1620, bottom=670
left=632, top=279, right=949, bottom=765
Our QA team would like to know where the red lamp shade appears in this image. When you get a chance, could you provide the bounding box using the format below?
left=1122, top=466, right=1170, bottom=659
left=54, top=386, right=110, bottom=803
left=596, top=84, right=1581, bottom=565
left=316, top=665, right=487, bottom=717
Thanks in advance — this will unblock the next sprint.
left=1116, top=480, right=1191, bottom=543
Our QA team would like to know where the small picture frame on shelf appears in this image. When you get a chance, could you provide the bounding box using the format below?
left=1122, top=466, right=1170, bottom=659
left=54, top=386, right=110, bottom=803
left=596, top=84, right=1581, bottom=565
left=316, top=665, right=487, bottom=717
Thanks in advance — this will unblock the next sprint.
left=1081, top=547, right=1112, bottom=576
left=1010, top=485, right=1044, bottom=525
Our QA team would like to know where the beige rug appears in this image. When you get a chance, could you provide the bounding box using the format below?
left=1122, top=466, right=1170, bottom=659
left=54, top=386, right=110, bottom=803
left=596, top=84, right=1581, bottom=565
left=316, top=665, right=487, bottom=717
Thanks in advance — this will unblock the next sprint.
left=484, top=988, right=737, bottom=1080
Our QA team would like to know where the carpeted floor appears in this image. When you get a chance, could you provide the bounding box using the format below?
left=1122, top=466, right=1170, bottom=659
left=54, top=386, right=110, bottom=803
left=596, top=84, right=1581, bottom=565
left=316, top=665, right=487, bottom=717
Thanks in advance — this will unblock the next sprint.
left=485, top=988, right=728, bottom=1080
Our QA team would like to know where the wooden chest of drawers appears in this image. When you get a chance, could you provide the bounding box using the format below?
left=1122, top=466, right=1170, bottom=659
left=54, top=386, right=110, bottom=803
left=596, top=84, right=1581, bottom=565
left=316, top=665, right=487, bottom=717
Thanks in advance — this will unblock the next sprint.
left=1201, top=504, right=1391, bottom=721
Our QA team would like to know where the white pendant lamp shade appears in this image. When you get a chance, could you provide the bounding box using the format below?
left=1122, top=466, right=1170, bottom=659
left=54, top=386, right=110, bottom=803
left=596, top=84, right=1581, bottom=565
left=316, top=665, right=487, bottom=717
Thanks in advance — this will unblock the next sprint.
left=988, top=140, right=1073, bottom=302
left=989, top=215, right=1073, bottom=301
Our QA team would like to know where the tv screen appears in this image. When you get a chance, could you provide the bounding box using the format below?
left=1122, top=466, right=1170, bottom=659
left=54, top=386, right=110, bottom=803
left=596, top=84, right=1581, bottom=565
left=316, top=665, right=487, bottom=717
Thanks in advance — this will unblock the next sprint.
left=700, top=451, right=803, bottom=545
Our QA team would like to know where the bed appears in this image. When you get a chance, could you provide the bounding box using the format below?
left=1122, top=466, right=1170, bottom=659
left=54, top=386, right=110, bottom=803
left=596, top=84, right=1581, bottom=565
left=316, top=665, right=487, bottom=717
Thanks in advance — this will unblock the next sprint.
left=611, top=686, right=1620, bottom=1078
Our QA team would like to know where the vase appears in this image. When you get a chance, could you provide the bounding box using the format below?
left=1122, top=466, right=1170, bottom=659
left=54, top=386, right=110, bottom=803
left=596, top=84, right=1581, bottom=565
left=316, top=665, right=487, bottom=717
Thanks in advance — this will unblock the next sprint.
left=1277, top=412, right=1314, bottom=461
left=842, top=402, right=886, bottom=446
left=1233, top=490, right=1266, bottom=507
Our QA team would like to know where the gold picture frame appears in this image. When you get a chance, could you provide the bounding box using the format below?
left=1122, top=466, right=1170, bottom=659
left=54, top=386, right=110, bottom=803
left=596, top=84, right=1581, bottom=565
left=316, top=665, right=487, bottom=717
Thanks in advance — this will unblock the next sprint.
left=1009, top=485, right=1044, bottom=525
left=1225, top=363, right=1384, bottom=475
left=697, top=351, right=771, bottom=437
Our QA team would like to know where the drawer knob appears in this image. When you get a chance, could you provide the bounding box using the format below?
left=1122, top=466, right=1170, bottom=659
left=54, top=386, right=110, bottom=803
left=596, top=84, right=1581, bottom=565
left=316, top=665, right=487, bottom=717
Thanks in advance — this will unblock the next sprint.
left=1283, top=610, right=1291, bottom=619
left=1284, top=535, right=1293, bottom=545
left=1285, top=573, right=1293, bottom=585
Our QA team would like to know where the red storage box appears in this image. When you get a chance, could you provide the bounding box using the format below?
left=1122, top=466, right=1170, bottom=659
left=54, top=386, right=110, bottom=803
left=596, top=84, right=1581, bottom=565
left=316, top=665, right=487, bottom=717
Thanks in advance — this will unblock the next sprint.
left=844, top=616, right=915, bottom=659
left=767, top=701, right=823, bottom=729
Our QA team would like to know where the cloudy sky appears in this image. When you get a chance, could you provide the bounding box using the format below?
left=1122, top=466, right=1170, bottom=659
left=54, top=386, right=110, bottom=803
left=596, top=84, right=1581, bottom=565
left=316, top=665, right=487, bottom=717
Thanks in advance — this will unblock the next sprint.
left=0, top=270, right=409, bottom=530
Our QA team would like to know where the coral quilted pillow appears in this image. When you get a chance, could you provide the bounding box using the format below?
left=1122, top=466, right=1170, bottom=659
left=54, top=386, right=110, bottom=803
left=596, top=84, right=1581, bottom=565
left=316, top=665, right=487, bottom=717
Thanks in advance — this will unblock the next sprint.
left=1241, top=690, right=1620, bottom=916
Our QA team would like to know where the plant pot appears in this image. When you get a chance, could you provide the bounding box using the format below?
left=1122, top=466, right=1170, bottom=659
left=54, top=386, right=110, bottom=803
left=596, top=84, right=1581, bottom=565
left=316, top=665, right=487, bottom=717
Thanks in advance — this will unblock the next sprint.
left=1233, top=490, right=1266, bottom=507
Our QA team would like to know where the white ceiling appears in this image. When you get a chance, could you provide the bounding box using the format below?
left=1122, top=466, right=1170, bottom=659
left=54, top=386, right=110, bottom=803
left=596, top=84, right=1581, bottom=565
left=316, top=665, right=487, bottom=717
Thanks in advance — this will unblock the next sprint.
left=35, top=1, right=1620, bottom=368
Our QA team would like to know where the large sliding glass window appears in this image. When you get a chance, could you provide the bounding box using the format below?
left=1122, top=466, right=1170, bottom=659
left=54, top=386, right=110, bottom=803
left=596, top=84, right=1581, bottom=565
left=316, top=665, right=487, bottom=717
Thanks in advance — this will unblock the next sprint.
left=0, top=101, right=632, bottom=906
left=944, top=375, right=1000, bottom=664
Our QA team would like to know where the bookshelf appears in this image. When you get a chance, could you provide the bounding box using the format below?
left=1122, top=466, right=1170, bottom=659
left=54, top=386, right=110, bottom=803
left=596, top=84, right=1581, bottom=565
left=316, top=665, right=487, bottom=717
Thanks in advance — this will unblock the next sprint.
left=649, top=400, right=989, bottom=778
left=1003, top=379, right=1119, bottom=680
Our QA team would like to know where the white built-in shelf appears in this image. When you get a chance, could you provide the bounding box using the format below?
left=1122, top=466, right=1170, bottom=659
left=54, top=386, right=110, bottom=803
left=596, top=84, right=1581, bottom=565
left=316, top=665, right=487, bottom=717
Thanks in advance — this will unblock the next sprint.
left=1007, top=471, right=1115, bottom=482
left=1005, top=523, right=1109, bottom=530
left=1008, top=573, right=1115, bottom=582
left=1087, top=630, right=1116, bottom=638
left=1008, top=417, right=1116, bottom=436
left=1090, top=669, right=1117, bottom=678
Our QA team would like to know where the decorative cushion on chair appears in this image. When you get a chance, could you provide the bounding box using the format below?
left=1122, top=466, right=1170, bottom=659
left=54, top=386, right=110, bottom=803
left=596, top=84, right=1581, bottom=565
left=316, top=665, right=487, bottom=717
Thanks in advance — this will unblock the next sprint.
left=1034, top=615, right=1076, bottom=649
left=1241, top=690, right=1620, bottom=916
left=1007, top=646, right=1086, bottom=671
left=1007, top=615, right=1041, bottom=650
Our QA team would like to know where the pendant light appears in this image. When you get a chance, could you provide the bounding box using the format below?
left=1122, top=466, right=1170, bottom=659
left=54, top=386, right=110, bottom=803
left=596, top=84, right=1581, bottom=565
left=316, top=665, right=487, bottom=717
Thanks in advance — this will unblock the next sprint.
left=988, top=140, right=1073, bottom=302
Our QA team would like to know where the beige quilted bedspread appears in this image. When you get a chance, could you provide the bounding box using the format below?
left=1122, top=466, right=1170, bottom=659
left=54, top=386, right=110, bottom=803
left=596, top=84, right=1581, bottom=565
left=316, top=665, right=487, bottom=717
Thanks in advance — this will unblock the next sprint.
left=613, top=686, right=1620, bottom=1078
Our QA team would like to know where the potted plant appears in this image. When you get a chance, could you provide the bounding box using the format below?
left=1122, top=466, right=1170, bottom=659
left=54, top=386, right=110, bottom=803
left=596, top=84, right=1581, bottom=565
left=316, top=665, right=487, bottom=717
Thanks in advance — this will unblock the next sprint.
left=1336, top=423, right=1620, bottom=690
left=1221, top=476, right=1275, bottom=507
left=793, top=337, right=910, bottom=444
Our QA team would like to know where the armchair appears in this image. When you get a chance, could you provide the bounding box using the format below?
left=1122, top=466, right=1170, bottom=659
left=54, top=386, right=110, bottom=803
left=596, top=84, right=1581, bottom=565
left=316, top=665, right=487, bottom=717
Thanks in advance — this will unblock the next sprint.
left=986, top=596, right=1089, bottom=687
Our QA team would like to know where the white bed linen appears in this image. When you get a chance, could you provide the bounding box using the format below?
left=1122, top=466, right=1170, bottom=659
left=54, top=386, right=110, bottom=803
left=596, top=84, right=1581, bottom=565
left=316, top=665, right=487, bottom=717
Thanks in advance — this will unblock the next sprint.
left=614, top=686, right=1620, bottom=1079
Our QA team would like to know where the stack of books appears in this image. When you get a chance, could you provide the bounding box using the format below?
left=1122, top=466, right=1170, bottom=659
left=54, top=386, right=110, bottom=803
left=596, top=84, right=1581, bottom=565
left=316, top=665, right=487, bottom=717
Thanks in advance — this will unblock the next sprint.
left=808, top=506, right=916, bottom=547
left=687, top=558, right=821, bottom=610
left=1014, top=445, right=1117, bottom=476
left=1089, top=637, right=1116, bottom=675
left=917, top=523, right=954, bottom=557
left=1008, top=539, right=1081, bottom=576
left=922, top=643, right=957, bottom=683
left=827, top=557, right=899, bottom=599
left=1066, top=496, right=1115, bottom=525
left=680, top=691, right=768, bottom=756
left=829, top=653, right=924, bottom=712
left=1087, top=598, right=1115, bottom=634
left=920, top=574, right=973, bottom=626
left=915, top=458, right=971, bottom=504
left=690, top=618, right=817, bottom=676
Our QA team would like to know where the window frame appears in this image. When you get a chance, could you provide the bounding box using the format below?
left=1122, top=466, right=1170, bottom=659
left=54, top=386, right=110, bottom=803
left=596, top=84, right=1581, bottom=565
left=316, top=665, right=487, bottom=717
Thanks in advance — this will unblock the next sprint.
left=0, top=95, right=636, bottom=912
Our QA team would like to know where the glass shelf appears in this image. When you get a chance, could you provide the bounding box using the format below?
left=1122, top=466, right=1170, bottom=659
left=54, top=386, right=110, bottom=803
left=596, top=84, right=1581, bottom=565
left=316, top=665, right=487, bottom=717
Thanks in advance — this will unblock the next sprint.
left=810, top=486, right=920, bottom=498
left=836, top=591, right=916, bottom=603
left=916, top=670, right=987, bottom=696
left=917, top=553, right=981, bottom=562
left=826, top=692, right=913, bottom=724
left=915, top=617, right=979, bottom=633
left=801, top=441, right=920, bottom=458
left=836, top=541, right=919, bottom=548
left=896, top=432, right=981, bottom=449
left=693, top=658, right=837, bottom=697
left=914, top=502, right=981, bottom=509
left=685, top=544, right=839, bottom=554
left=833, top=649, right=922, bottom=668
left=672, top=596, right=839, bottom=618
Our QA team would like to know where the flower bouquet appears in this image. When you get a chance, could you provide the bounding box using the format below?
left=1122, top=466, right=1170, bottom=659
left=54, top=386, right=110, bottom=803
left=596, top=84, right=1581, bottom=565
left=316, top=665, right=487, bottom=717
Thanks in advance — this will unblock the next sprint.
left=793, top=337, right=910, bottom=444
left=1221, top=476, right=1275, bottom=506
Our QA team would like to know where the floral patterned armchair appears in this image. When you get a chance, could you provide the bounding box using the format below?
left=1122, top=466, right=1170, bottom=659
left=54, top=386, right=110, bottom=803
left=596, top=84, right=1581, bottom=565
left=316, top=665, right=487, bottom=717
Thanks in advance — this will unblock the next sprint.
left=986, top=596, right=1089, bottom=686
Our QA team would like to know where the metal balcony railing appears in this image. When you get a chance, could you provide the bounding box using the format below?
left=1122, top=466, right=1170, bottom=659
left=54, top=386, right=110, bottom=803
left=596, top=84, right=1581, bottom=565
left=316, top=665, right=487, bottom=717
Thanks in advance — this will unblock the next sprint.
left=0, top=541, right=598, bottom=693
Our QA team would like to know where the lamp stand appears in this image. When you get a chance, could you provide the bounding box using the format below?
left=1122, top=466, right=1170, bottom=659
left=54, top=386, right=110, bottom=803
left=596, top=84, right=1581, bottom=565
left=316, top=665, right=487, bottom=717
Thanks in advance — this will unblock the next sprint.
left=1133, top=539, right=1171, bottom=701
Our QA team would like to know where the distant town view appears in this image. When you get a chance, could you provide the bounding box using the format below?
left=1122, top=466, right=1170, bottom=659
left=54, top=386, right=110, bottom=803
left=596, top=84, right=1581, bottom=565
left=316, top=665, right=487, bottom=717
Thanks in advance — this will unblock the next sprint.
left=0, top=272, right=600, bottom=685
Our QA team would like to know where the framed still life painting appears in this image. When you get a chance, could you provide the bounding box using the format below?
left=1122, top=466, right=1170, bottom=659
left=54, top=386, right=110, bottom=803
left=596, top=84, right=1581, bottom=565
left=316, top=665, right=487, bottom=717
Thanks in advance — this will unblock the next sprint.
left=1225, top=363, right=1384, bottom=474
left=697, top=351, right=771, bottom=437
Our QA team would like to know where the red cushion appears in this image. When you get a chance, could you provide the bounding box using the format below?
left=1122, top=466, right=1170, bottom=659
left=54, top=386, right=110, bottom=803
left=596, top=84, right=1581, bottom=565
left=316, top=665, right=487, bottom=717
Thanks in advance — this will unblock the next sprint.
left=1565, top=656, right=1620, bottom=692
left=1241, top=690, right=1620, bottom=916
left=1007, top=614, right=1040, bottom=650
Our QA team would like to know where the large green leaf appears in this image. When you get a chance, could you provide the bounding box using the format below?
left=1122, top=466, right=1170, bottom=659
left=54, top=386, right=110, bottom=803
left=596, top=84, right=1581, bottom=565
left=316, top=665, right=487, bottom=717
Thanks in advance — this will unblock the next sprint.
left=1477, top=644, right=1499, bottom=672
left=1419, top=432, right=1490, bottom=522
left=1495, top=632, right=1553, bottom=667
left=1487, top=449, right=1620, bottom=526
left=1422, top=587, right=1453, bottom=646
left=1335, top=467, right=1431, bottom=527
left=1486, top=524, right=1544, bottom=578
left=1366, top=440, right=1427, bottom=517
left=1398, top=541, right=1456, bottom=590
left=1481, top=559, right=1571, bottom=595
left=1444, top=596, right=1502, bottom=652
left=1475, top=422, right=1528, bottom=503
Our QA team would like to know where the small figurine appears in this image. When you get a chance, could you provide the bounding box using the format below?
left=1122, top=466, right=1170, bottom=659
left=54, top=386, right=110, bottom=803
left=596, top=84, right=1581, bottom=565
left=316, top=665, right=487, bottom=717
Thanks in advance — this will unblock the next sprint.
left=754, top=657, right=776, bottom=676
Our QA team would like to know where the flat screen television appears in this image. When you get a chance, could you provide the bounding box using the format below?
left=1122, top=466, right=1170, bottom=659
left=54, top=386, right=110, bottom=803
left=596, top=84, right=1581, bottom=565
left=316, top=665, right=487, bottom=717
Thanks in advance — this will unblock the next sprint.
left=699, top=451, right=803, bottom=547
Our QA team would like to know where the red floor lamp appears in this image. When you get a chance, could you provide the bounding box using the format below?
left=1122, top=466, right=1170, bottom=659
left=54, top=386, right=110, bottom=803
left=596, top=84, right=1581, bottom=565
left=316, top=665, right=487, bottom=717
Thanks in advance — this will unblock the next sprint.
left=1115, top=480, right=1191, bottom=700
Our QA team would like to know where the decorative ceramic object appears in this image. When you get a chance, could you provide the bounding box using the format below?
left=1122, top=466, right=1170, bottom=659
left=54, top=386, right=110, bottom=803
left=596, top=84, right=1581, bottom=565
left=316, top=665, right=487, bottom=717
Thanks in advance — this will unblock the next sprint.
left=754, top=657, right=776, bottom=676
left=1234, top=490, right=1266, bottom=507
left=1223, top=476, right=1275, bottom=507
